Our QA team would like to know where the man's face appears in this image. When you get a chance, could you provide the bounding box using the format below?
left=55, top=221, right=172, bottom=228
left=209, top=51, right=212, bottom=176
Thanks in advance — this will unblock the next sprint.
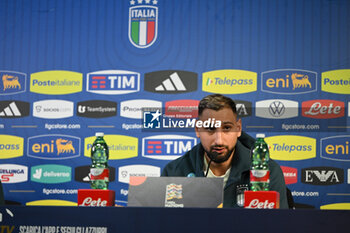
left=195, top=107, right=242, bottom=163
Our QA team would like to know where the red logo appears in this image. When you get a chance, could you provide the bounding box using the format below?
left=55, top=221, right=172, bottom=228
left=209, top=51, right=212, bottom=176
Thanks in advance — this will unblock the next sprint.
left=244, top=191, right=280, bottom=209
left=302, top=100, right=344, bottom=119
left=281, top=166, right=298, bottom=185
left=77, top=189, right=115, bottom=206
left=164, top=100, right=199, bottom=118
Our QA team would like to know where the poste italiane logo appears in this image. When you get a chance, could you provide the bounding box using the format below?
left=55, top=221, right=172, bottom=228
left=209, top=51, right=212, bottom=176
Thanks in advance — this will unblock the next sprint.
left=203, top=69, right=257, bottom=94
left=0, top=71, right=26, bottom=95
left=265, top=135, right=316, bottom=161
left=84, top=135, right=138, bottom=160
left=30, top=70, right=82, bottom=95
left=129, top=0, right=158, bottom=48
left=261, top=69, right=317, bottom=94
left=322, top=69, right=350, bottom=94
left=0, top=135, right=24, bottom=159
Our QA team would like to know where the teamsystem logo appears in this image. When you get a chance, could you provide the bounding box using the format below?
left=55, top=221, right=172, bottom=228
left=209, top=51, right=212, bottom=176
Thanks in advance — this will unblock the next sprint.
left=143, top=109, right=221, bottom=130
left=129, top=0, right=158, bottom=48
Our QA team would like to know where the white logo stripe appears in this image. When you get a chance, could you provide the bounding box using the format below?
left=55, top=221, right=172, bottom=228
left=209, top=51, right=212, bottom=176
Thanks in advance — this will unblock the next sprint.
left=162, top=79, right=176, bottom=90
left=4, top=107, right=13, bottom=116
left=170, top=72, right=186, bottom=90
left=9, top=102, right=21, bottom=116
left=139, top=21, right=147, bottom=46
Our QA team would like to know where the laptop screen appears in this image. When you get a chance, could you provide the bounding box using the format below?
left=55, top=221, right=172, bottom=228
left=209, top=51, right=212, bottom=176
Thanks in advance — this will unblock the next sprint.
left=127, top=176, right=223, bottom=208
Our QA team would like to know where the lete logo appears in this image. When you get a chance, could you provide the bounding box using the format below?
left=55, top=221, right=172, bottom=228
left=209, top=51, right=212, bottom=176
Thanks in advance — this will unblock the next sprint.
left=27, top=135, right=81, bottom=160
left=302, top=100, right=344, bottom=119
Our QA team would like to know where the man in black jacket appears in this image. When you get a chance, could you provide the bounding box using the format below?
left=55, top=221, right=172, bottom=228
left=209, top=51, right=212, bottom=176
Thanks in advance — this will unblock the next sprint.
left=162, top=94, right=288, bottom=208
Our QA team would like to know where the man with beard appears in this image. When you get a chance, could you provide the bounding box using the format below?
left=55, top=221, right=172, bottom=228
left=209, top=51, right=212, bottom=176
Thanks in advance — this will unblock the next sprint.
left=161, top=94, right=288, bottom=208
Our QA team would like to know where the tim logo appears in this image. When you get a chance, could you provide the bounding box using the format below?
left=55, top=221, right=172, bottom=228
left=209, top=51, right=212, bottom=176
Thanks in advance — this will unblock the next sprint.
left=301, top=167, right=344, bottom=185
left=262, top=69, right=317, bottom=94
left=321, top=135, right=350, bottom=161
left=142, top=135, right=196, bottom=160
left=129, top=0, right=158, bottom=48
left=87, top=70, right=140, bottom=94
left=143, top=109, right=162, bottom=129
left=27, top=135, right=80, bottom=160
left=0, top=71, right=26, bottom=95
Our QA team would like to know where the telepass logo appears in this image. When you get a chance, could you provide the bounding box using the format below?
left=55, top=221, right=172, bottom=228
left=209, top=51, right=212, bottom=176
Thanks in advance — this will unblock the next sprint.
left=129, top=0, right=158, bottom=48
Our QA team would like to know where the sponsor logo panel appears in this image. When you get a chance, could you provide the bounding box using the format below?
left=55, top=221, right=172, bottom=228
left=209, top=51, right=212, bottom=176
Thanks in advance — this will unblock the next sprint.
left=129, top=1, right=158, bottom=48
left=301, top=167, right=344, bottom=185
left=0, top=101, right=30, bottom=118
left=0, top=71, right=26, bottom=95
left=280, top=166, right=298, bottom=185
left=321, top=69, right=350, bottom=94
left=120, top=99, right=162, bottom=119
left=118, top=165, right=160, bottom=183
left=0, top=135, right=24, bottom=159
left=144, top=70, right=197, bottom=93
left=31, top=164, right=71, bottom=183
left=320, top=203, right=350, bottom=210
left=302, top=100, right=344, bottom=119
left=77, top=100, right=117, bottom=118
left=142, top=135, right=197, bottom=160
left=255, top=99, right=298, bottom=119
left=202, top=69, right=257, bottom=94
left=74, top=165, right=116, bottom=183
left=30, top=70, right=83, bottom=95
left=265, top=135, right=316, bottom=161
left=321, top=135, right=350, bottom=161
left=235, top=100, right=252, bottom=118
left=26, top=200, right=77, bottom=206
left=164, top=100, right=199, bottom=118
left=27, top=135, right=81, bottom=160
left=261, top=69, right=317, bottom=94
left=348, top=169, right=350, bottom=184
left=86, top=70, right=140, bottom=95
left=33, top=100, right=74, bottom=119
left=84, top=135, right=138, bottom=160
left=0, top=164, right=28, bottom=183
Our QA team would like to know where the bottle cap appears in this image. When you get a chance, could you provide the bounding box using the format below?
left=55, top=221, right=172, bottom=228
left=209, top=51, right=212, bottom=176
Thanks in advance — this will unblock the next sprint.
left=95, top=132, right=104, bottom=137
left=256, top=133, right=265, bottom=138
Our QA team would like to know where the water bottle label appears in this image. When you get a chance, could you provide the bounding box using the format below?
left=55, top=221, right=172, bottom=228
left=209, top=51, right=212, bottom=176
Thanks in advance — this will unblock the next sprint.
left=250, top=170, right=270, bottom=182
left=90, top=168, right=109, bottom=181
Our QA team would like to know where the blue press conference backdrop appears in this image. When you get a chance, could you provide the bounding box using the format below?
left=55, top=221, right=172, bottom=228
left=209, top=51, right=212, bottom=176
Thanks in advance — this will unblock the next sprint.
left=0, top=0, right=349, bottom=209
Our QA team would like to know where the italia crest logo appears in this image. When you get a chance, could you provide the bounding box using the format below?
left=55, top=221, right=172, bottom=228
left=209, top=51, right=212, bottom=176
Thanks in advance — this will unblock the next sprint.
left=129, top=0, right=158, bottom=48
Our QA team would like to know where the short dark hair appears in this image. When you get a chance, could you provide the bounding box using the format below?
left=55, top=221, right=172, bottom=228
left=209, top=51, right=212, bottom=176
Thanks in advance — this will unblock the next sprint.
left=198, top=94, right=237, bottom=117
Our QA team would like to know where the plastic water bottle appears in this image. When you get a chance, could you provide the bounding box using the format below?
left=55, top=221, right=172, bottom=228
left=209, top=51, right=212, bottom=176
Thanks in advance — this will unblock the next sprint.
left=90, top=132, right=109, bottom=189
left=250, top=134, right=270, bottom=191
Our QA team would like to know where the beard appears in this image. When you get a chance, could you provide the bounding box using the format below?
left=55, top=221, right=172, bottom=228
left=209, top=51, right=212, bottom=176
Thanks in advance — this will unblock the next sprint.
left=203, top=145, right=234, bottom=163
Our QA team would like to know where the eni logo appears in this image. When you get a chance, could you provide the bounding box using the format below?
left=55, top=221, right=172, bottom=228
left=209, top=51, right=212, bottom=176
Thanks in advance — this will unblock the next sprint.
left=27, top=134, right=80, bottom=160
left=262, top=69, right=317, bottom=94
left=2, top=74, right=21, bottom=91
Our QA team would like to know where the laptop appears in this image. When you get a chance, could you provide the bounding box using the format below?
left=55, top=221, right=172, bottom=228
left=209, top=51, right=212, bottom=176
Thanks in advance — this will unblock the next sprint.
left=127, top=176, right=223, bottom=208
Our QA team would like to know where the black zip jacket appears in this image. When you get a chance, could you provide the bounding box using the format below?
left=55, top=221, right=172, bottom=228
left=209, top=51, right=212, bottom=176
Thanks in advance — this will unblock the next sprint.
left=161, top=132, right=289, bottom=209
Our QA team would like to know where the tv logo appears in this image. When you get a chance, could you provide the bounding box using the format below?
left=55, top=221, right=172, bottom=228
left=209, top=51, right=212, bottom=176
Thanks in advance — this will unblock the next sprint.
left=262, top=69, right=317, bottom=94
left=27, top=135, right=81, bottom=160
left=143, top=110, right=162, bottom=129
left=301, top=167, right=344, bottom=185
left=142, top=135, right=197, bottom=160
left=0, top=71, right=26, bottom=95
left=87, top=70, right=140, bottom=94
